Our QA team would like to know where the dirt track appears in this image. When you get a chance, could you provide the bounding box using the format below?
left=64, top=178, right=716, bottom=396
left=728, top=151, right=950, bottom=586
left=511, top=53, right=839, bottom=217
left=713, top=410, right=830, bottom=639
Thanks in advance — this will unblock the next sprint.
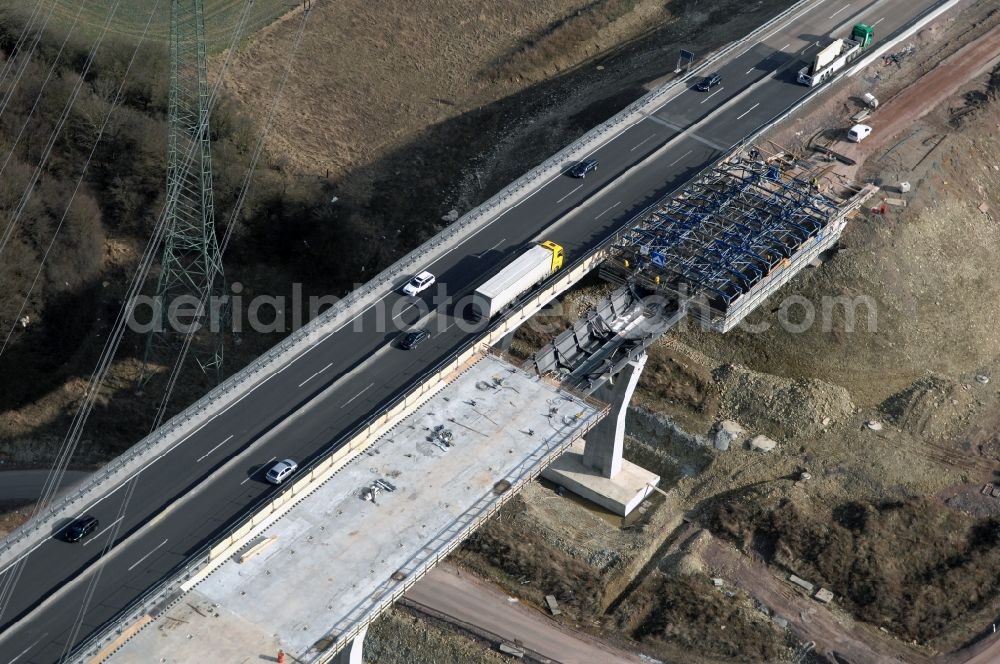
left=700, top=533, right=927, bottom=663
left=405, top=563, right=645, bottom=664
left=839, top=21, right=1000, bottom=166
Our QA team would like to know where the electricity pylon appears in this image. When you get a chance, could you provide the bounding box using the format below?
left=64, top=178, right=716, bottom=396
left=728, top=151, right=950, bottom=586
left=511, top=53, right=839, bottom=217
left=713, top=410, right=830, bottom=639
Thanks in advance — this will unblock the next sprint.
left=140, top=0, right=227, bottom=387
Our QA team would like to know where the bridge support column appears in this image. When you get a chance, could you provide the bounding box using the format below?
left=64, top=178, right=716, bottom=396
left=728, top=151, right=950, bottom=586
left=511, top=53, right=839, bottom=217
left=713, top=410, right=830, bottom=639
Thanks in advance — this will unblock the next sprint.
left=543, top=353, right=659, bottom=516
left=494, top=330, right=516, bottom=352
left=329, top=626, right=367, bottom=664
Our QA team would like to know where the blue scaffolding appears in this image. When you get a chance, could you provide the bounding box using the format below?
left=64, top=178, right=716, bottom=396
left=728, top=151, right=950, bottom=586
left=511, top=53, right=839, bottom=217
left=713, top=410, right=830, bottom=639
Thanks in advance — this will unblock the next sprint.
left=605, top=152, right=842, bottom=312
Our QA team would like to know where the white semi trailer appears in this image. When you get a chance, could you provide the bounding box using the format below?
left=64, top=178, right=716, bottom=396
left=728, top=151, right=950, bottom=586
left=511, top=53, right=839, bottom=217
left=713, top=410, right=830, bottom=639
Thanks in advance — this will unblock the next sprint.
left=797, top=24, right=874, bottom=87
left=471, top=241, right=564, bottom=319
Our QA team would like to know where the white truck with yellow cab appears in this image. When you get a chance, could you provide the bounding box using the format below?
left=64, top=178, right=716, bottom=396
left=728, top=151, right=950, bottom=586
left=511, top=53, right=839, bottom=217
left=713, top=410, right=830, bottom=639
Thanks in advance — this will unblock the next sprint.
left=471, top=240, right=564, bottom=319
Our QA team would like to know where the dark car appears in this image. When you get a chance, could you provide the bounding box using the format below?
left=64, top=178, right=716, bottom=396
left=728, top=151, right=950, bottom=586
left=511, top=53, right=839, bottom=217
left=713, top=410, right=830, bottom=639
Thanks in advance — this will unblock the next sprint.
left=64, top=515, right=99, bottom=543
left=399, top=329, right=429, bottom=350
left=696, top=72, right=722, bottom=91
left=568, top=158, right=599, bottom=178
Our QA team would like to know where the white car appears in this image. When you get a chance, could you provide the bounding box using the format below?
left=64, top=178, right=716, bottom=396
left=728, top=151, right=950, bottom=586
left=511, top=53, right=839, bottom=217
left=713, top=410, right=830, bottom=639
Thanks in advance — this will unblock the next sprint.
left=266, top=459, right=298, bottom=485
left=402, top=271, right=435, bottom=297
left=847, top=124, right=872, bottom=143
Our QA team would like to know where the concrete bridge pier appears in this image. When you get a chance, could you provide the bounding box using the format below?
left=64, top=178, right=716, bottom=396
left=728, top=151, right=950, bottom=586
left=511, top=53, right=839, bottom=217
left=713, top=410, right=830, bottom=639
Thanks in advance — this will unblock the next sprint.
left=495, top=330, right=516, bottom=352
left=543, top=353, right=659, bottom=516
left=329, top=626, right=366, bottom=664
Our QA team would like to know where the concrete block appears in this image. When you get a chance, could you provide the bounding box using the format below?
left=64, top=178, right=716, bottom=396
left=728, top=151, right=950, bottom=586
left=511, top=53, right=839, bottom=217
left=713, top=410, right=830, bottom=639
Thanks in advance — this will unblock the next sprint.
left=543, top=439, right=659, bottom=516
left=499, top=643, right=525, bottom=658
left=750, top=435, right=777, bottom=452
left=714, top=420, right=743, bottom=451
left=814, top=587, right=834, bottom=603
left=788, top=574, right=814, bottom=593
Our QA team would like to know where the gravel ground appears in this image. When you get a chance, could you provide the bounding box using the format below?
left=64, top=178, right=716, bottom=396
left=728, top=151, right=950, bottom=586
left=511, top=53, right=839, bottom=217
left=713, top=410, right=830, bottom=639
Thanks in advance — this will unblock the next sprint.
left=366, top=608, right=507, bottom=664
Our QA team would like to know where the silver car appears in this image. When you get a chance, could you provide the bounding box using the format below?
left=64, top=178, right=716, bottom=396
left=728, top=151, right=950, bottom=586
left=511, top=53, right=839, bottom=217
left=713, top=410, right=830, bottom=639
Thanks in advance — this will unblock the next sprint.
left=266, top=459, right=298, bottom=484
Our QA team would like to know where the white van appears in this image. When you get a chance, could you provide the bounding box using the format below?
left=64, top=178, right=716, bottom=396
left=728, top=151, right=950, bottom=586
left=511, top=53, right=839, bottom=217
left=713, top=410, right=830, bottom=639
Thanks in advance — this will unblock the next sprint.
left=847, top=124, right=872, bottom=142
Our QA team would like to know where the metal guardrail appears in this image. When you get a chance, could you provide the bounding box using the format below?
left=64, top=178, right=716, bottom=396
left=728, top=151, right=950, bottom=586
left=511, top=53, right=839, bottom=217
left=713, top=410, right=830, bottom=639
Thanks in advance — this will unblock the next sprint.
left=70, top=342, right=482, bottom=661
left=72, top=323, right=606, bottom=662
left=67, top=107, right=799, bottom=664
left=0, top=0, right=822, bottom=566
left=74, top=3, right=962, bottom=659
left=65, top=0, right=855, bottom=658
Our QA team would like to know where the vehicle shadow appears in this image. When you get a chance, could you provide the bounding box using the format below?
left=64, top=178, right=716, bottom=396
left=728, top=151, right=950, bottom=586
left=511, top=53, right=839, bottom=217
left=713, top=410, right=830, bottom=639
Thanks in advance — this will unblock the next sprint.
left=244, top=464, right=267, bottom=484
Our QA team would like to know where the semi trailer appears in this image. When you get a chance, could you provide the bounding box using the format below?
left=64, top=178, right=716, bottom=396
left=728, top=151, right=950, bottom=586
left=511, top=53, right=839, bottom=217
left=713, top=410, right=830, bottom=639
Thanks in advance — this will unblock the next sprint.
left=471, top=241, right=564, bottom=319
left=797, top=23, right=874, bottom=87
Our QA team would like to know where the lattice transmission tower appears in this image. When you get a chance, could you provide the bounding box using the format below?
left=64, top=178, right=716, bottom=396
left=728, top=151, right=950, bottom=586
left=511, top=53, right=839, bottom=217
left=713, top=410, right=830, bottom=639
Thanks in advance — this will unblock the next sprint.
left=140, top=0, right=227, bottom=387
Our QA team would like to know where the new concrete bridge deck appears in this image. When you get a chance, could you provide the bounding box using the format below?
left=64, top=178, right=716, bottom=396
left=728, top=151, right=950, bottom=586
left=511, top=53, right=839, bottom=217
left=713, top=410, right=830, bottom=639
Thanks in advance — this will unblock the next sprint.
left=101, top=355, right=603, bottom=662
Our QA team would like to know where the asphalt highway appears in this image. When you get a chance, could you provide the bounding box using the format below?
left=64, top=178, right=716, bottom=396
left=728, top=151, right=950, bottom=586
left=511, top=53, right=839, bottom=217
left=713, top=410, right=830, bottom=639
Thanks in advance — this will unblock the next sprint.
left=0, top=1, right=949, bottom=661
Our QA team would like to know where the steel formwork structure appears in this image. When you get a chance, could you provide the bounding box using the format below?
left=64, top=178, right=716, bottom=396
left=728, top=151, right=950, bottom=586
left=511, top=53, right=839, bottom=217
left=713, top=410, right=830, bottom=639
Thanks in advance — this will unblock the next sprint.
left=603, top=149, right=867, bottom=331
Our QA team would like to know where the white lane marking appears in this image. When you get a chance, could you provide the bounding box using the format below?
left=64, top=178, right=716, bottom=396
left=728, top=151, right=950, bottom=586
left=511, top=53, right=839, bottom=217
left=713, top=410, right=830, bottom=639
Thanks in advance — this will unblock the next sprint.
left=555, top=184, right=583, bottom=204
left=127, top=539, right=168, bottom=572
left=0, top=0, right=864, bottom=578
left=781, top=43, right=790, bottom=51
left=7, top=634, right=48, bottom=663
left=755, top=0, right=826, bottom=46
left=196, top=434, right=235, bottom=462
left=829, top=4, right=850, bottom=19
left=392, top=303, right=417, bottom=322
left=485, top=238, right=505, bottom=253
left=629, top=134, right=656, bottom=151
left=736, top=102, right=760, bottom=120
left=438, top=320, right=455, bottom=335
left=745, top=67, right=755, bottom=75
left=32, top=135, right=537, bottom=508
left=0, top=77, right=596, bottom=563
left=83, top=516, right=124, bottom=547
left=297, top=362, right=333, bottom=388
left=0, top=0, right=717, bottom=565
left=668, top=149, right=693, bottom=167
left=340, top=383, right=374, bottom=409
left=699, top=87, right=724, bottom=104
left=872, top=17, right=885, bottom=27
left=595, top=201, right=621, bottom=220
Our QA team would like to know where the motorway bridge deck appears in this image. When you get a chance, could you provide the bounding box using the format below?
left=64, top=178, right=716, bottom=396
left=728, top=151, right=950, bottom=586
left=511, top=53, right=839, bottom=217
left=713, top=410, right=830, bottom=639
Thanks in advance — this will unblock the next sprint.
left=0, top=0, right=956, bottom=661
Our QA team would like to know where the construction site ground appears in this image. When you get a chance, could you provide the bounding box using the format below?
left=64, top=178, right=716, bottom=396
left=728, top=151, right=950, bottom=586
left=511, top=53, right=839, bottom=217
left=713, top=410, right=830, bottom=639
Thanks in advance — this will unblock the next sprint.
left=453, top=1, right=1000, bottom=662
